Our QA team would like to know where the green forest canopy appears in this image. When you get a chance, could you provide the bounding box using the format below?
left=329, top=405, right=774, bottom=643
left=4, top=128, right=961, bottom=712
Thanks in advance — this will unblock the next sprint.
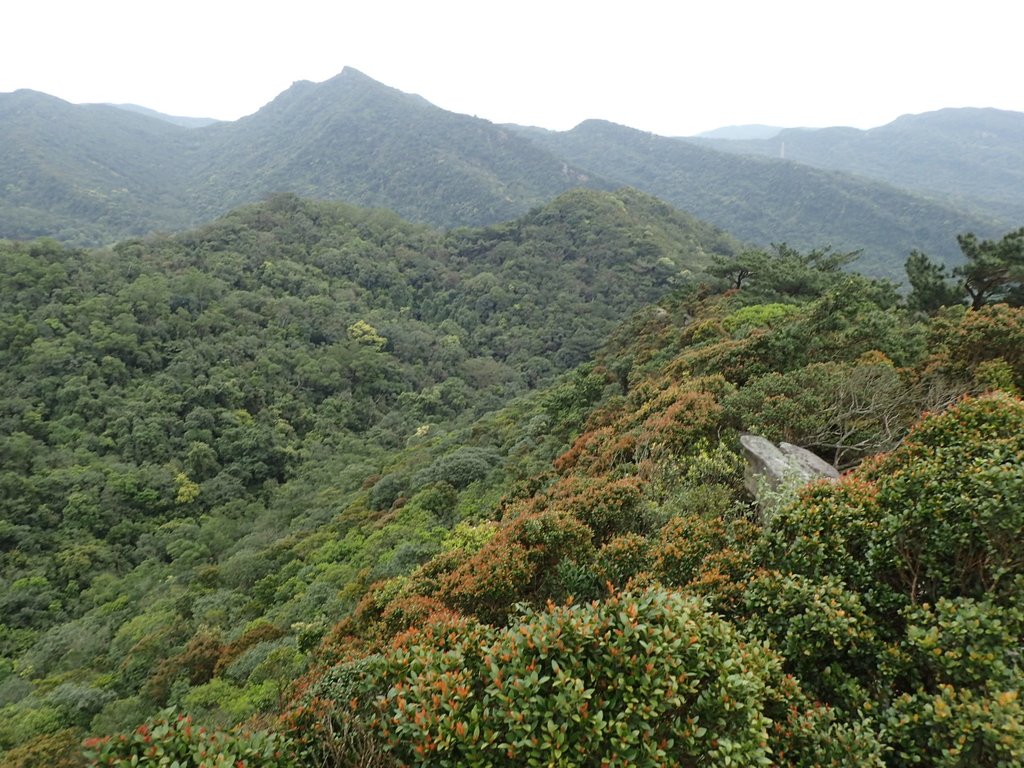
left=1, top=194, right=1022, bottom=767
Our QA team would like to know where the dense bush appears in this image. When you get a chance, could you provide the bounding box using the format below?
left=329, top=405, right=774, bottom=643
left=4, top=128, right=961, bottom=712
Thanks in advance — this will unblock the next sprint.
left=756, top=394, right=1024, bottom=764
left=82, top=711, right=298, bottom=767
left=372, top=589, right=882, bottom=767
left=742, top=572, right=882, bottom=711
left=763, top=393, right=1024, bottom=609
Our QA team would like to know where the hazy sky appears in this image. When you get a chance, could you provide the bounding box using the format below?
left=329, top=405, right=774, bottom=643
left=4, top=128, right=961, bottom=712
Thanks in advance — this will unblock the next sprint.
left=5, top=0, right=1022, bottom=136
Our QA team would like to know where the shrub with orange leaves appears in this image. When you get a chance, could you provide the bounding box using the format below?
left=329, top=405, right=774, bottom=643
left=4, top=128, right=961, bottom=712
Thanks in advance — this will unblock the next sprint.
left=82, top=710, right=297, bottom=767
left=440, top=510, right=594, bottom=624
left=926, top=304, right=1024, bottom=391
left=652, top=513, right=756, bottom=600
left=372, top=588, right=882, bottom=767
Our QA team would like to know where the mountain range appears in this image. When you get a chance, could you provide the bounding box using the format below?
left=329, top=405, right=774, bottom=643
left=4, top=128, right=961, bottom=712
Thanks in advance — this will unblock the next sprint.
left=688, top=107, right=1024, bottom=224
left=3, top=67, right=1024, bottom=766
left=1, top=67, right=1019, bottom=278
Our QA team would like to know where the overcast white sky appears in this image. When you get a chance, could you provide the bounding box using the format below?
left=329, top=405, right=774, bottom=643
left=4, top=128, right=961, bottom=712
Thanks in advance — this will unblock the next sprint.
left=4, top=0, right=1022, bottom=136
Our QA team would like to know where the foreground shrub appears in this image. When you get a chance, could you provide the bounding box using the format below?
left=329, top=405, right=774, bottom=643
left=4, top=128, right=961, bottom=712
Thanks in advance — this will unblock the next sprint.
left=439, top=510, right=594, bottom=624
left=742, top=571, right=882, bottom=712
left=756, top=394, right=1024, bottom=764
left=373, top=588, right=882, bottom=767
left=82, top=710, right=298, bottom=767
left=766, top=393, right=1024, bottom=612
left=880, top=594, right=1024, bottom=768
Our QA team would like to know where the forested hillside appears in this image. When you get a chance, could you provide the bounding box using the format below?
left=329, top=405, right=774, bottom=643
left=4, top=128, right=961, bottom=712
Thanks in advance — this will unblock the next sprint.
left=690, top=107, right=1024, bottom=223
left=2, top=190, right=1022, bottom=766
left=0, top=90, right=199, bottom=243
left=0, top=69, right=603, bottom=245
left=0, top=190, right=735, bottom=763
left=187, top=68, right=602, bottom=228
left=516, top=119, right=996, bottom=277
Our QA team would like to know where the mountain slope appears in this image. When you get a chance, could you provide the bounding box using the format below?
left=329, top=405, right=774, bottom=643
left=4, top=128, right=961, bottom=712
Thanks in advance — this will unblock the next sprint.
left=188, top=67, right=605, bottom=227
left=109, top=103, right=221, bottom=129
left=0, top=72, right=1011, bottom=281
left=0, top=190, right=737, bottom=756
left=0, top=90, right=200, bottom=243
left=4, top=190, right=1024, bottom=763
left=516, top=118, right=999, bottom=277
left=690, top=107, right=1024, bottom=223
left=0, top=70, right=606, bottom=243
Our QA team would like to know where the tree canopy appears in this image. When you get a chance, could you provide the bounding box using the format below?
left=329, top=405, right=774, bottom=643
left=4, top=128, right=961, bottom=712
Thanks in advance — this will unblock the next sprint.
left=906, top=227, right=1024, bottom=312
left=2, top=196, right=1023, bottom=767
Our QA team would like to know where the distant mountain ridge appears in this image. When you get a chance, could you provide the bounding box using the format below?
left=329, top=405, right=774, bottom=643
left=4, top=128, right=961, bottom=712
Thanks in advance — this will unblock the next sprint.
left=0, top=89, right=200, bottom=242
left=514, top=118, right=994, bottom=276
left=689, top=107, right=1024, bottom=223
left=186, top=67, right=604, bottom=227
left=108, top=103, right=221, bottom=128
left=0, top=69, right=1015, bottom=279
left=694, top=124, right=784, bottom=140
left=0, top=69, right=605, bottom=243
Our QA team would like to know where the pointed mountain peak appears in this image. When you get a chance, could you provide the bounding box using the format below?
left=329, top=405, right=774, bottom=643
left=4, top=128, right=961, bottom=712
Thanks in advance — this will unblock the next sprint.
left=326, top=66, right=434, bottom=107
left=337, top=65, right=374, bottom=81
left=252, top=66, right=434, bottom=114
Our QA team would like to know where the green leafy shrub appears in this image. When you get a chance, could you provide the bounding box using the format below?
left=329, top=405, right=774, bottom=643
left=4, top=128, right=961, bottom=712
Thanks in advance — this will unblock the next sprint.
left=864, top=392, right=1024, bottom=604
left=742, top=572, right=882, bottom=711
left=721, top=302, right=800, bottom=336
left=284, top=654, right=396, bottom=768
left=884, top=684, right=1023, bottom=768
left=764, top=393, right=1024, bottom=619
left=594, top=533, right=651, bottom=590
left=369, top=473, right=409, bottom=512
left=876, top=594, right=1024, bottom=767
left=371, top=588, right=883, bottom=767
left=896, top=595, right=1024, bottom=690
left=418, top=448, right=499, bottom=490
left=756, top=394, right=1024, bottom=764
left=82, top=710, right=298, bottom=767
left=927, top=303, right=1024, bottom=391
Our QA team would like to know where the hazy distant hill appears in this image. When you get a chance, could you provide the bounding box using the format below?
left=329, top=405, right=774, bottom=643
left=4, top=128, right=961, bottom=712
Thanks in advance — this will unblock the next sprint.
left=0, top=70, right=604, bottom=242
left=110, top=103, right=221, bottom=128
left=689, top=108, right=1024, bottom=223
left=0, top=89, right=199, bottom=243
left=515, top=119, right=998, bottom=277
left=694, top=124, right=784, bottom=140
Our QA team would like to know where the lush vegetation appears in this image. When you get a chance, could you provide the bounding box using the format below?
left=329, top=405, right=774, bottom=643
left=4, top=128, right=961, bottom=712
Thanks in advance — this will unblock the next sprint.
left=2, top=189, right=1022, bottom=766
left=281, top=256, right=1023, bottom=766
left=0, top=191, right=731, bottom=762
left=0, top=69, right=602, bottom=246
left=189, top=68, right=603, bottom=231
left=0, top=90, right=199, bottom=244
left=907, top=227, right=1024, bottom=311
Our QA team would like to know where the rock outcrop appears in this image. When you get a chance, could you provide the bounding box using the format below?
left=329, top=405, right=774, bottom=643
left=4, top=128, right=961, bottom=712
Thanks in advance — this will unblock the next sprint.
left=739, top=434, right=839, bottom=500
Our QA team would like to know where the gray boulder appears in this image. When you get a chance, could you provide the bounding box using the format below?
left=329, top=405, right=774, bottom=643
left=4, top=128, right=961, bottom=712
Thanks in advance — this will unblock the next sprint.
left=739, top=434, right=839, bottom=499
